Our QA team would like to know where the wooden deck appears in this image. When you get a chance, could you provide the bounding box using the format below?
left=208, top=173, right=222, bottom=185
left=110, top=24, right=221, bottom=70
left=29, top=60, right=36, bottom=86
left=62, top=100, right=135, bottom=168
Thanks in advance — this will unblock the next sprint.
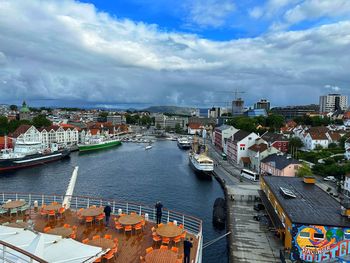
left=0, top=208, right=199, bottom=263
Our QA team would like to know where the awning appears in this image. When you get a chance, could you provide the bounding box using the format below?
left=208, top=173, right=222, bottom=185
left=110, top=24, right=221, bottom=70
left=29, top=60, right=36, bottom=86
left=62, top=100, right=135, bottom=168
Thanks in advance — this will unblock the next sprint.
left=258, top=190, right=284, bottom=230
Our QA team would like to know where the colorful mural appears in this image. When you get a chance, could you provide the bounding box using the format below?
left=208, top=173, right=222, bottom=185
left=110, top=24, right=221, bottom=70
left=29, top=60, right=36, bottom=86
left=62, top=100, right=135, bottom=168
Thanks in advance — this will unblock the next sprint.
left=291, top=224, right=350, bottom=262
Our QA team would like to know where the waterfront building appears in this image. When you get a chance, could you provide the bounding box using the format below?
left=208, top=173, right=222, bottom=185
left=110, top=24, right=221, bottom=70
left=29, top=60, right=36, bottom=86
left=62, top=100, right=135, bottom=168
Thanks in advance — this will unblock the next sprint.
left=10, top=125, right=40, bottom=143
left=261, top=132, right=289, bottom=153
left=154, top=114, right=188, bottom=130
left=320, top=94, right=348, bottom=113
left=270, top=104, right=319, bottom=119
left=247, top=142, right=279, bottom=172
left=232, top=98, right=244, bottom=116
left=213, top=125, right=238, bottom=153
left=254, top=99, right=270, bottom=111
left=260, top=153, right=301, bottom=176
left=259, top=176, right=350, bottom=262
left=226, top=130, right=260, bottom=165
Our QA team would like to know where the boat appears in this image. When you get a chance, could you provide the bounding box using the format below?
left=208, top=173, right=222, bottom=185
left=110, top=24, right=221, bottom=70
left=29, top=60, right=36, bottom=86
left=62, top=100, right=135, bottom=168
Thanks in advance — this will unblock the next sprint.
left=145, top=145, right=152, bottom=150
left=0, top=139, right=70, bottom=172
left=213, top=197, right=226, bottom=228
left=189, top=152, right=214, bottom=177
left=177, top=137, right=191, bottom=150
left=77, top=137, right=121, bottom=152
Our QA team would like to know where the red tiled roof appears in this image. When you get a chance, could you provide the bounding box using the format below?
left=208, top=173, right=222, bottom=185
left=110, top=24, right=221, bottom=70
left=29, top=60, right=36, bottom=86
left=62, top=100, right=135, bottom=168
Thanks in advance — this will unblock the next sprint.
left=248, top=143, right=268, bottom=153
left=309, top=132, right=328, bottom=140
left=10, top=125, right=32, bottom=138
left=328, top=132, right=341, bottom=141
left=188, top=123, right=202, bottom=129
left=90, top=128, right=99, bottom=135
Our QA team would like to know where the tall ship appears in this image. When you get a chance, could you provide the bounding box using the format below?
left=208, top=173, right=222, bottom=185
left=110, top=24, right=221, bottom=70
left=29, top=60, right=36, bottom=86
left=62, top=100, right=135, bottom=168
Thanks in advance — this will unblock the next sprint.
left=177, top=137, right=191, bottom=150
left=78, top=136, right=121, bottom=152
left=0, top=138, right=70, bottom=171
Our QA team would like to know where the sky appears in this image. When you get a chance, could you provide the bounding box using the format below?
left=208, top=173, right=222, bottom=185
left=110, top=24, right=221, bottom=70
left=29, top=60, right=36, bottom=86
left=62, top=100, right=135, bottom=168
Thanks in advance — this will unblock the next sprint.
left=0, top=0, right=350, bottom=109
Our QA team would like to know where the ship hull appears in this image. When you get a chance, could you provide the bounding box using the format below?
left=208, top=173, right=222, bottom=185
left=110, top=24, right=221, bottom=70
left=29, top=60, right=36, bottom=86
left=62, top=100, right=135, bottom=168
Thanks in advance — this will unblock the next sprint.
left=78, top=140, right=121, bottom=152
left=189, top=155, right=213, bottom=179
left=177, top=142, right=191, bottom=150
left=0, top=150, right=70, bottom=172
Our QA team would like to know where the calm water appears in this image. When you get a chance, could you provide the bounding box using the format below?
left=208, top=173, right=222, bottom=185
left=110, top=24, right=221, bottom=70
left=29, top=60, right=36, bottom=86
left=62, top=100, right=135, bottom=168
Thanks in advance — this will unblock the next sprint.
left=0, top=140, right=228, bottom=262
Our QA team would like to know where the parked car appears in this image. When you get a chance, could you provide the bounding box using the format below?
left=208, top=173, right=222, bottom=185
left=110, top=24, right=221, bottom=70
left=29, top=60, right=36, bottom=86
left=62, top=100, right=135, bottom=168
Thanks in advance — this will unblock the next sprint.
left=324, top=176, right=337, bottom=182
left=254, top=203, right=265, bottom=211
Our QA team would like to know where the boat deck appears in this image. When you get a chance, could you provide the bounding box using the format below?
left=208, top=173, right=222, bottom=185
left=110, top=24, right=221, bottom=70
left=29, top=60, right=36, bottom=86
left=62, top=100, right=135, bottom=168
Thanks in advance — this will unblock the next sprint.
left=0, top=208, right=199, bottom=263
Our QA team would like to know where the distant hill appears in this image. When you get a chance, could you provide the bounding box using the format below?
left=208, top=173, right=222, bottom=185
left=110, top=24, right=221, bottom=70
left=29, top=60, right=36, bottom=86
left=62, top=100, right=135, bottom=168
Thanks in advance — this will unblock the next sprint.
left=143, top=106, right=196, bottom=115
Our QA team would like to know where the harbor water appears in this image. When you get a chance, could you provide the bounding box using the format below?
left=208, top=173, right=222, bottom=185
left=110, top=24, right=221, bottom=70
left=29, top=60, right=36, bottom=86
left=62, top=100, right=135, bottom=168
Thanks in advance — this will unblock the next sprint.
left=0, top=140, right=228, bottom=262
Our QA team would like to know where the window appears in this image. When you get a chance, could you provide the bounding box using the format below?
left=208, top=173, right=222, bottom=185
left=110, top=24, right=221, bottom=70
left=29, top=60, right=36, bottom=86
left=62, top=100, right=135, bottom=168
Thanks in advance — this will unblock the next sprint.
left=240, top=146, right=245, bottom=150
left=300, top=232, right=310, bottom=238
left=314, top=233, right=324, bottom=239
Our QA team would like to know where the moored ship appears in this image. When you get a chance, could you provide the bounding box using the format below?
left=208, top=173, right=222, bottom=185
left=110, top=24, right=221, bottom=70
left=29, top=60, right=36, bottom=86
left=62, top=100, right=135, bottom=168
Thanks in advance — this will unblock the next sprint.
left=78, top=137, right=121, bottom=152
left=189, top=152, right=214, bottom=177
left=0, top=140, right=70, bottom=171
left=177, top=137, right=191, bottom=150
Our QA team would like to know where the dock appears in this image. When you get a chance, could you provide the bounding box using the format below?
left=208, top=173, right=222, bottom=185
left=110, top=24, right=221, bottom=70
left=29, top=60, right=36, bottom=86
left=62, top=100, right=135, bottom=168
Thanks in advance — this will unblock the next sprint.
left=207, top=143, right=283, bottom=263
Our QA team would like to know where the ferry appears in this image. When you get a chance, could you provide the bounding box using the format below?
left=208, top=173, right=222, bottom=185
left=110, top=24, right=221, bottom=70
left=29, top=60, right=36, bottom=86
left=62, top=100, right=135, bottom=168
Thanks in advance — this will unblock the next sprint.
left=78, top=137, right=121, bottom=152
left=0, top=192, right=203, bottom=263
left=189, top=152, right=214, bottom=177
left=177, top=137, right=191, bottom=150
left=0, top=140, right=70, bottom=171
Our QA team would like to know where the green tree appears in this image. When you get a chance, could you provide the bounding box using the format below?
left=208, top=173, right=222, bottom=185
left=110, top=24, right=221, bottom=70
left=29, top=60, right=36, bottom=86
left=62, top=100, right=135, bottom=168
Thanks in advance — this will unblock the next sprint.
left=288, top=137, right=304, bottom=151
left=339, top=135, right=349, bottom=150
left=226, top=116, right=257, bottom=133
left=221, top=112, right=232, bottom=117
left=9, top=105, right=18, bottom=111
left=165, top=126, right=171, bottom=132
left=99, top=112, right=108, bottom=118
left=32, top=115, right=52, bottom=128
left=156, top=123, right=161, bottom=130
left=328, top=142, right=338, bottom=149
left=0, top=116, right=9, bottom=135
left=175, top=123, right=182, bottom=134
left=296, top=163, right=313, bottom=177
left=266, top=114, right=285, bottom=132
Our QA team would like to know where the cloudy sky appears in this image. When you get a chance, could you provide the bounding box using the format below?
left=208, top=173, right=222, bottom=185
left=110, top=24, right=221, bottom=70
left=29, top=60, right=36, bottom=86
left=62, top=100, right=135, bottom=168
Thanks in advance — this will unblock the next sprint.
left=0, top=0, right=349, bottom=108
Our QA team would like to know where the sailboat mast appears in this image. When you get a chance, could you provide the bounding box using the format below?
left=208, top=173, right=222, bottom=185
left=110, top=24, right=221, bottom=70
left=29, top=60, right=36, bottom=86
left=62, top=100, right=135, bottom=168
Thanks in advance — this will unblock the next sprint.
left=4, top=134, right=7, bottom=151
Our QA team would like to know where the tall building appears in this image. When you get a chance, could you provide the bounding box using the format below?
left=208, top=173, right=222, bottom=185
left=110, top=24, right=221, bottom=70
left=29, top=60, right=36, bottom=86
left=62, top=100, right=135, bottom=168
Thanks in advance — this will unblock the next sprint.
left=208, top=107, right=221, bottom=118
left=232, top=98, right=244, bottom=116
left=254, top=99, right=270, bottom=111
left=319, top=94, right=348, bottom=113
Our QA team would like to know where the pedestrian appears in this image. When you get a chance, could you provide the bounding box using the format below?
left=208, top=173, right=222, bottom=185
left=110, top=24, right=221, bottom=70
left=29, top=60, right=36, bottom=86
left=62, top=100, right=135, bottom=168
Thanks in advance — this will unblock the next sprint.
left=155, top=201, right=163, bottom=225
left=104, top=202, right=112, bottom=227
left=183, top=237, right=193, bottom=263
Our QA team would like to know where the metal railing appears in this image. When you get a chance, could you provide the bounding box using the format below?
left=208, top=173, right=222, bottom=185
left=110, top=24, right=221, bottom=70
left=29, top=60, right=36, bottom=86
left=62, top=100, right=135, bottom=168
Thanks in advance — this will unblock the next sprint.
left=0, top=192, right=202, bottom=237
left=0, top=240, right=48, bottom=263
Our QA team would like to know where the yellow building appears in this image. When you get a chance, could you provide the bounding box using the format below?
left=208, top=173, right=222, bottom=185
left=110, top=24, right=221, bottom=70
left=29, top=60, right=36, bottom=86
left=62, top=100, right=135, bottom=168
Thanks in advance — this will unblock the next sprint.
left=259, top=176, right=350, bottom=262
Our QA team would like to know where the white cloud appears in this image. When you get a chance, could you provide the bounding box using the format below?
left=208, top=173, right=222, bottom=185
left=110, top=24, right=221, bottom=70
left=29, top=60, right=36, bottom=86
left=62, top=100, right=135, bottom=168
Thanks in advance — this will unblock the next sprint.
left=0, top=0, right=349, bottom=107
left=325, top=85, right=341, bottom=92
left=249, top=7, right=263, bottom=19
left=183, top=0, right=235, bottom=28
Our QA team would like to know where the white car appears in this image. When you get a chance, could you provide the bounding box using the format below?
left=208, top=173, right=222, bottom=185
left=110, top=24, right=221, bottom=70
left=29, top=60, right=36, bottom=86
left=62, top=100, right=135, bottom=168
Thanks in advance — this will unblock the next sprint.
left=324, top=176, right=337, bottom=182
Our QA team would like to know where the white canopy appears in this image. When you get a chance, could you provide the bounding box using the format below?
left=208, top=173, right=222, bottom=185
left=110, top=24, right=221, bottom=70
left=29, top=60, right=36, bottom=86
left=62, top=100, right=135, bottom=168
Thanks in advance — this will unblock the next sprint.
left=0, top=226, right=104, bottom=263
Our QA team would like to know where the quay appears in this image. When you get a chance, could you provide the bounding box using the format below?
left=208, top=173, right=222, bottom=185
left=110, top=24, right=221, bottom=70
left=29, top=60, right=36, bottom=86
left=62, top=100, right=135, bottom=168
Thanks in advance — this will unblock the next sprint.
left=207, top=142, right=283, bottom=263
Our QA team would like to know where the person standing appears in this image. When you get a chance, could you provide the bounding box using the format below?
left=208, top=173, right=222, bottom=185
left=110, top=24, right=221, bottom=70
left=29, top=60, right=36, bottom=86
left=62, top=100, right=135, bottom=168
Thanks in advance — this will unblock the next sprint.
left=104, top=202, right=112, bottom=227
left=183, top=237, right=193, bottom=263
left=155, top=201, right=163, bottom=225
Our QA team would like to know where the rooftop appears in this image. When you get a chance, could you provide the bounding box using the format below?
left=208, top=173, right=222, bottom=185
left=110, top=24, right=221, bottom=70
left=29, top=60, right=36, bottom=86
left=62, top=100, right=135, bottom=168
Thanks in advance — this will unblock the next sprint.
left=261, top=153, right=300, bottom=170
left=262, top=176, right=350, bottom=227
left=232, top=130, right=250, bottom=142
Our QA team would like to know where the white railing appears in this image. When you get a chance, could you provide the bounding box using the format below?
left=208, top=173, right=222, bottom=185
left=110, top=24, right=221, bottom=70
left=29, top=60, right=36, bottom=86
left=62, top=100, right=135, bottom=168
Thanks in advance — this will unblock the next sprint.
left=0, top=241, right=47, bottom=263
left=0, top=192, right=202, bottom=239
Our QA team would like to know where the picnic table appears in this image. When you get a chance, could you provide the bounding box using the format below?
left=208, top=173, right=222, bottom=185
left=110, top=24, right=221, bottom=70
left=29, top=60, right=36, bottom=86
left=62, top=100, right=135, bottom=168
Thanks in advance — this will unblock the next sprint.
left=80, top=207, right=104, bottom=217
left=118, top=214, right=144, bottom=226
left=156, top=224, right=183, bottom=238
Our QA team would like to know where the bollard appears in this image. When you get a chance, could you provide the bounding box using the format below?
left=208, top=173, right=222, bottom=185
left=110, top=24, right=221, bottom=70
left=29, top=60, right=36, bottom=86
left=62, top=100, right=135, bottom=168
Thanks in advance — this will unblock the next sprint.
left=33, top=200, right=38, bottom=213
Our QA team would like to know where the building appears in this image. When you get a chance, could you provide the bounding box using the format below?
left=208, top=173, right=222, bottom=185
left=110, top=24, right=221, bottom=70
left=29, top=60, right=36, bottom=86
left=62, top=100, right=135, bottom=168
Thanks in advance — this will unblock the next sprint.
left=261, top=132, right=289, bottom=153
left=247, top=142, right=279, bottom=172
left=320, top=94, right=348, bottom=113
left=304, top=132, right=329, bottom=150
left=187, top=123, right=202, bottom=135
left=260, top=153, right=301, bottom=177
left=154, top=114, right=188, bottom=130
left=345, top=138, right=350, bottom=160
left=344, top=174, right=350, bottom=198
left=106, top=115, right=124, bottom=125
left=0, top=136, right=13, bottom=150
left=19, top=101, right=31, bottom=120
left=226, top=130, right=260, bottom=165
left=213, top=125, right=238, bottom=153
left=207, top=107, right=221, bottom=118
left=259, top=176, right=350, bottom=262
left=245, top=108, right=267, bottom=118
left=270, top=105, right=319, bottom=119
left=254, top=99, right=270, bottom=111
left=232, top=98, right=244, bottom=116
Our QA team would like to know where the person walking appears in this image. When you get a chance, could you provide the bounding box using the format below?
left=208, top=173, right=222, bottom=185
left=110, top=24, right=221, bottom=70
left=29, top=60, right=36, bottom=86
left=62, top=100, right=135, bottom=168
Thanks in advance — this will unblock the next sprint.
left=155, top=201, right=163, bottom=225
left=104, top=202, right=112, bottom=227
left=183, top=237, right=193, bottom=263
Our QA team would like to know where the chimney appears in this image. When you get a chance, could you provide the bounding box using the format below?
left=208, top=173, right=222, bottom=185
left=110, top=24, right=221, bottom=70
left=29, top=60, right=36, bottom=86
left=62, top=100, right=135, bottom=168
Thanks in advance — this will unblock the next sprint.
left=303, top=176, right=315, bottom=184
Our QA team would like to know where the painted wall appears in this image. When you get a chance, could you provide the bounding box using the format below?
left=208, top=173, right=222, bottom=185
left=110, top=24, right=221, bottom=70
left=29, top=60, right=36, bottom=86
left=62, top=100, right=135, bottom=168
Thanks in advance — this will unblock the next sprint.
left=291, top=224, right=350, bottom=262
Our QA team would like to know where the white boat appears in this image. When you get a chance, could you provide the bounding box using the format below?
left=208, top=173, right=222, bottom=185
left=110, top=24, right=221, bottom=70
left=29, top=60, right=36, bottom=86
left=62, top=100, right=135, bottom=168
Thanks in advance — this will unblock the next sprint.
left=145, top=145, right=152, bottom=150
left=177, top=137, right=191, bottom=150
left=189, top=152, right=214, bottom=177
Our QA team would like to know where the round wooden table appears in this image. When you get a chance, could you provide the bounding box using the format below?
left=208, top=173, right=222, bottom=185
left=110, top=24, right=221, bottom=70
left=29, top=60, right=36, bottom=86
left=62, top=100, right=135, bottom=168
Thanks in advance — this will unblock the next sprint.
left=2, top=200, right=26, bottom=209
left=47, top=227, right=73, bottom=238
left=87, top=238, right=115, bottom=250
left=80, top=207, right=104, bottom=217
left=156, top=224, right=183, bottom=238
left=118, top=214, right=143, bottom=225
left=6, top=222, right=29, bottom=228
left=45, top=204, right=62, bottom=211
left=145, top=249, right=178, bottom=263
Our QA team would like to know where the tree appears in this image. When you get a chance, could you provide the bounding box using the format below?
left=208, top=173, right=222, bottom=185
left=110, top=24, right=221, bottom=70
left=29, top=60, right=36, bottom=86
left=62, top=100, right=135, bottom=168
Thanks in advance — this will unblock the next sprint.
left=288, top=137, right=304, bottom=151
left=175, top=123, right=182, bottom=134
left=221, top=112, right=232, bottom=117
left=296, top=163, right=313, bottom=177
left=156, top=123, right=161, bottom=130
left=339, top=135, right=349, bottom=150
left=9, top=105, right=18, bottom=111
left=0, top=116, right=8, bottom=135
left=32, top=115, right=52, bottom=128
left=165, top=126, right=171, bottom=132
left=328, top=142, right=338, bottom=149
left=266, top=114, right=284, bottom=132
left=99, top=112, right=108, bottom=118
left=226, top=116, right=257, bottom=133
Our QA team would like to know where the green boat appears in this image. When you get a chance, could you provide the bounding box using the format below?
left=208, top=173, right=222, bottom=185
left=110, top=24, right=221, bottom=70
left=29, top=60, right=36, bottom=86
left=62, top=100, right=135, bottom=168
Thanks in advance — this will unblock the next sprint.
left=78, top=138, right=121, bottom=152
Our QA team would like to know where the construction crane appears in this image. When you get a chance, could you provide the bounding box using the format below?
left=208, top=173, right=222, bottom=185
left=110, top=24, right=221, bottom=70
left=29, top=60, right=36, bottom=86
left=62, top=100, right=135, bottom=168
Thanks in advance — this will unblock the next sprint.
left=216, top=88, right=246, bottom=100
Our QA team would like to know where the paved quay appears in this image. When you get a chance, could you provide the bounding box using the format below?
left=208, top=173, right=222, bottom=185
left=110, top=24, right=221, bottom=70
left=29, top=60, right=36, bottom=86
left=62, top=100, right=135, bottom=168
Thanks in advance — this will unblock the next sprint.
left=207, top=142, right=283, bottom=263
